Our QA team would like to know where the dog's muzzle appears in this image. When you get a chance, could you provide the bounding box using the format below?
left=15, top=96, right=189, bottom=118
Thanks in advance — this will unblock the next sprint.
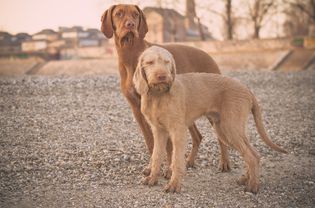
left=148, top=82, right=172, bottom=95
left=120, top=31, right=138, bottom=46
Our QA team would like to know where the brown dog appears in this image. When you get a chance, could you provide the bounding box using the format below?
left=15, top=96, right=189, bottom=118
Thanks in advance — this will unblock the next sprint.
left=100, top=4, right=225, bottom=172
left=134, top=46, right=287, bottom=193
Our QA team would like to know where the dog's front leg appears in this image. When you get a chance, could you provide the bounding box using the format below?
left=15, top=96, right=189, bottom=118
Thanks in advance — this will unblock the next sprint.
left=143, top=127, right=168, bottom=186
left=122, top=85, right=154, bottom=153
left=165, top=126, right=187, bottom=193
left=163, top=139, right=173, bottom=179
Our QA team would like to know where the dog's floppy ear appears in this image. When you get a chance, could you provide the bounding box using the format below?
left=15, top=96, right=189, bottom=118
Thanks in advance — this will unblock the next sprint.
left=135, top=6, right=148, bottom=39
left=100, top=5, right=116, bottom=38
left=133, top=55, right=149, bottom=95
left=170, top=54, right=176, bottom=81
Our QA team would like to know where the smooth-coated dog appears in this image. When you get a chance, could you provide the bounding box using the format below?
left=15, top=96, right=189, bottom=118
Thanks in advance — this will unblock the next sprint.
left=101, top=4, right=226, bottom=172
left=133, top=46, right=287, bottom=193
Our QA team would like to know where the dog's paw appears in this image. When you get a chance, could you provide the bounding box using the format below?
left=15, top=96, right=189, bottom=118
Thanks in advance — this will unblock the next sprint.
left=164, top=181, right=181, bottom=193
left=218, top=160, right=231, bottom=172
left=244, top=183, right=259, bottom=194
left=143, top=176, right=158, bottom=187
left=163, top=168, right=172, bottom=179
left=186, top=159, right=195, bottom=169
left=142, top=167, right=151, bottom=176
left=237, top=175, right=248, bottom=186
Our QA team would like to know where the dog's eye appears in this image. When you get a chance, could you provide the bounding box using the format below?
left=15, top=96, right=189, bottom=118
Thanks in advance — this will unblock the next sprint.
left=133, top=12, right=139, bottom=18
left=115, top=11, right=123, bottom=17
left=144, top=61, right=154, bottom=65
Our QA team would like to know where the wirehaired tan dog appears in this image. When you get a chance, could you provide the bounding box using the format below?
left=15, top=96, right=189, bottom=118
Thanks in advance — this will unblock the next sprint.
left=133, top=46, right=287, bottom=194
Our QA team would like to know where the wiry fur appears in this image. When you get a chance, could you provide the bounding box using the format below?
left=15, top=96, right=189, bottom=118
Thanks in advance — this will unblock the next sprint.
left=134, top=46, right=287, bottom=194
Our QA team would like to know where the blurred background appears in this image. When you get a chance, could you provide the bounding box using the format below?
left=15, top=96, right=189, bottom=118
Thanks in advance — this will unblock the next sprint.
left=0, top=0, right=314, bottom=75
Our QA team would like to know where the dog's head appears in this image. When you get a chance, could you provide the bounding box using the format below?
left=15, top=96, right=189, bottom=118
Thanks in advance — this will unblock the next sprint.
left=133, top=46, right=176, bottom=95
left=101, top=4, right=148, bottom=46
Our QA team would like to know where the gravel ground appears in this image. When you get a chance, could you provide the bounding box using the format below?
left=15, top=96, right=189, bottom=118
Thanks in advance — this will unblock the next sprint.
left=0, top=71, right=314, bottom=208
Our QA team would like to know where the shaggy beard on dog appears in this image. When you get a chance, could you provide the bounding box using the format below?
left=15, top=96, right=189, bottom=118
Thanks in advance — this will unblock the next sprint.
left=148, top=82, right=172, bottom=95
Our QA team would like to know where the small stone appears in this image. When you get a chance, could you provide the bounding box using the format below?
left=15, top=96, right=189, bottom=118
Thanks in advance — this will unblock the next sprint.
left=309, top=149, right=315, bottom=155
left=123, top=154, right=131, bottom=162
left=201, top=160, right=208, bottom=167
left=245, top=191, right=255, bottom=197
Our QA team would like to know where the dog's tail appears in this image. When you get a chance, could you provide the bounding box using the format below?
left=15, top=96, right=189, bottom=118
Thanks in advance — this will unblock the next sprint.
left=251, top=94, right=287, bottom=153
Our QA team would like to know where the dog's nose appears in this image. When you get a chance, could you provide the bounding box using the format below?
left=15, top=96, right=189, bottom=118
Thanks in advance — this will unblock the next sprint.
left=157, top=74, right=167, bottom=81
left=125, top=20, right=135, bottom=29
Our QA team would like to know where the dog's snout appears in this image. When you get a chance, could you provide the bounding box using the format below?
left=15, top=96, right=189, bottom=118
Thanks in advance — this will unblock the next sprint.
left=157, top=74, right=167, bottom=81
left=125, top=20, right=135, bottom=29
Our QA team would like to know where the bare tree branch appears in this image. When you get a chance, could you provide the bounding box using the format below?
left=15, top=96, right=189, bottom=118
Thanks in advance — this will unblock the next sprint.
left=257, top=2, right=275, bottom=25
left=292, top=3, right=313, bottom=17
left=283, top=0, right=315, bottom=21
left=245, top=0, right=277, bottom=38
left=208, top=9, right=228, bottom=22
left=206, top=0, right=234, bottom=40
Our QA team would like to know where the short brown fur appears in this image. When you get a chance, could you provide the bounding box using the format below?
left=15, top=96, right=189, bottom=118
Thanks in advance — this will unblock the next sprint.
left=101, top=4, right=225, bottom=171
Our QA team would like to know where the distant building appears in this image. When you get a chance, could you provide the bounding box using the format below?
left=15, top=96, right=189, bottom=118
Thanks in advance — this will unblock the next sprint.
left=184, top=0, right=211, bottom=41
left=21, top=29, right=58, bottom=52
left=59, top=26, right=106, bottom=48
left=0, top=31, right=14, bottom=45
left=57, top=27, right=109, bottom=59
left=1, top=26, right=108, bottom=59
left=0, top=31, right=31, bottom=55
left=21, top=40, right=48, bottom=52
left=79, top=28, right=106, bottom=47
left=13, top=33, right=32, bottom=43
left=33, top=29, right=59, bottom=41
left=143, top=7, right=212, bottom=43
left=86, top=28, right=105, bottom=39
left=60, top=26, right=89, bottom=39
left=143, top=7, right=187, bottom=43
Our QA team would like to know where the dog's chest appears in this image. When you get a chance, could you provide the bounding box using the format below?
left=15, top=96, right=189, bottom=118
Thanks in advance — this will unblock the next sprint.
left=141, top=96, right=170, bottom=128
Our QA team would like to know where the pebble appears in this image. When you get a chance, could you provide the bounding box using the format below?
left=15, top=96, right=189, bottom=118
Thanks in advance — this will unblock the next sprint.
left=308, top=149, right=315, bottom=155
left=123, top=154, right=131, bottom=162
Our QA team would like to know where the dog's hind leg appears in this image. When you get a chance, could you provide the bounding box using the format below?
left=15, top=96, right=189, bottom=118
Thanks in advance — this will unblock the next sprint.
left=218, top=120, right=260, bottom=194
left=186, top=123, right=202, bottom=168
left=238, top=142, right=260, bottom=194
left=207, top=114, right=231, bottom=172
left=218, top=140, right=231, bottom=172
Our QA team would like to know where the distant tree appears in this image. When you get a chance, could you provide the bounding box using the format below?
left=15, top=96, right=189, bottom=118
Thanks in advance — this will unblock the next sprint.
left=207, top=0, right=235, bottom=40
left=282, top=0, right=315, bottom=36
left=154, top=0, right=210, bottom=40
left=246, top=0, right=277, bottom=39
left=286, top=0, right=315, bottom=22
left=155, top=0, right=182, bottom=9
left=225, top=0, right=233, bottom=40
left=186, top=0, right=206, bottom=40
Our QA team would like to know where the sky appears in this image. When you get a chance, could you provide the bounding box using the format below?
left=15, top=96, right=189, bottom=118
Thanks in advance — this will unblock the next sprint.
left=0, top=0, right=227, bottom=39
left=0, top=0, right=286, bottom=39
left=0, top=0, right=156, bottom=35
